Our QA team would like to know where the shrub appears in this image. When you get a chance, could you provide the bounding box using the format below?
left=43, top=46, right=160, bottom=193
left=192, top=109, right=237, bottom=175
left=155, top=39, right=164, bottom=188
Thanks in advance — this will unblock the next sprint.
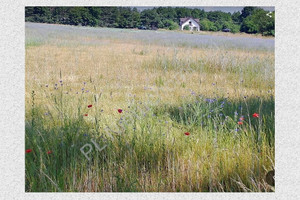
left=200, top=19, right=214, bottom=31
left=168, top=21, right=179, bottom=30
left=183, top=25, right=190, bottom=30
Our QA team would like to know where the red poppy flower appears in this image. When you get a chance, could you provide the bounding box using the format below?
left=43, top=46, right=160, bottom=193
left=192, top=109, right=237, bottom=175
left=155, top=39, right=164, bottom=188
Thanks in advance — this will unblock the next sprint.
left=88, top=104, right=92, bottom=108
left=47, top=150, right=52, bottom=154
left=238, top=121, right=243, bottom=125
left=26, top=149, right=32, bottom=153
left=184, top=132, right=190, bottom=136
left=252, top=113, right=259, bottom=118
left=84, top=114, right=88, bottom=116
left=118, top=109, right=123, bottom=113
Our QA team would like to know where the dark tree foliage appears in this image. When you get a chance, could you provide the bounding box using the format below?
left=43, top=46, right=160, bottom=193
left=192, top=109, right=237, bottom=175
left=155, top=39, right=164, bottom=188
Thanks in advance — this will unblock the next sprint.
left=25, top=6, right=274, bottom=36
left=240, top=6, right=257, bottom=19
left=240, top=8, right=275, bottom=36
left=231, top=11, right=241, bottom=24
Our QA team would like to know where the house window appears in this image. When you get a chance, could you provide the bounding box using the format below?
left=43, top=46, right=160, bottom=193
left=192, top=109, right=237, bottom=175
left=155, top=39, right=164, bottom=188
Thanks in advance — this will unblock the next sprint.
left=189, top=21, right=192, bottom=26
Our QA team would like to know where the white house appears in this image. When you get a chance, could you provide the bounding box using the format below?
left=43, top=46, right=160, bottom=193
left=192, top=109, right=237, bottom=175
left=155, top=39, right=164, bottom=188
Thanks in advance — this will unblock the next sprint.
left=180, top=17, right=200, bottom=31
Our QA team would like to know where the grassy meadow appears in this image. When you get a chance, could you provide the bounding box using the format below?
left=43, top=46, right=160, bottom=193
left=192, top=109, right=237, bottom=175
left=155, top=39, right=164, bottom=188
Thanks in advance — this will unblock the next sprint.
left=25, top=22, right=275, bottom=192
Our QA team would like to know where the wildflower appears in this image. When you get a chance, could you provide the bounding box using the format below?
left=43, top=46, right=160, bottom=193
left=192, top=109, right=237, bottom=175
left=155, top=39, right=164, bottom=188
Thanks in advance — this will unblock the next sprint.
left=26, top=149, right=32, bottom=153
left=88, top=104, right=92, bottom=108
left=239, top=116, right=245, bottom=121
left=100, top=109, right=103, bottom=112
left=84, top=114, right=88, bottom=116
left=221, top=101, right=225, bottom=105
left=44, top=112, right=49, bottom=116
left=252, top=113, right=259, bottom=118
left=234, top=111, right=238, bottom=116
left=205, top=98, right=215, bottom=103
left=235, top=128, right=239, bottom=132
left=59, top=80, right=62, bottom=83
left=47, top=150, right=52, bottom=154
left=118, top=109, right=123, bottom=113
left=184, top=132, right=190, bottom=136
left=238, top=121, right=243, bottom=125
left=85, top=90, right=89, bottom=93
left=45, top=84, right=48, bottom=87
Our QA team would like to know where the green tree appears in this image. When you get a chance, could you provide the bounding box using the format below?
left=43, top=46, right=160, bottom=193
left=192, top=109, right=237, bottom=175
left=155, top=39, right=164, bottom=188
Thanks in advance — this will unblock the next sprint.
left=163, top=19, right=179, bottom=30
left=131, top=8, right=141, bottom=28
left=140, top=9, right=161, bottom=29
left=240, top=8, right=274, bottom=35
left=52, top=7, right=71, bottom=24
left=25, top=7, right=52, bottom=23
left=231, top=11, right=241, bottom=24
left=200, top=18, right=215, bottom=31
left=175, top=7, right=192, bottom=18
left=25, top=6, right=274, bottom=36
left=240, top=6, right=257, bottom=21
left=68, top=7, right=95, bottom=26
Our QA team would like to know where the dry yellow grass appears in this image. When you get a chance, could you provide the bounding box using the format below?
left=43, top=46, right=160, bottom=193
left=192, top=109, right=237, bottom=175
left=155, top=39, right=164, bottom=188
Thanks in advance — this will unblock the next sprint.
left=25, top=27, right=274, bottom=192
left=26, top=39, right=274, bottom=114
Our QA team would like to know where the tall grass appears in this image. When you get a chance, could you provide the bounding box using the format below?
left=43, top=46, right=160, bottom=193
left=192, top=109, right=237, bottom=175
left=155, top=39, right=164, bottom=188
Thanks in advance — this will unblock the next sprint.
left=25, top=23, right=274, bottom=192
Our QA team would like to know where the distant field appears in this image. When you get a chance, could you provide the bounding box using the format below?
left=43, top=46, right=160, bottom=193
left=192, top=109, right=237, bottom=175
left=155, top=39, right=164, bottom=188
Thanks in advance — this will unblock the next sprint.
left=25, top=22, right=274, bottom=192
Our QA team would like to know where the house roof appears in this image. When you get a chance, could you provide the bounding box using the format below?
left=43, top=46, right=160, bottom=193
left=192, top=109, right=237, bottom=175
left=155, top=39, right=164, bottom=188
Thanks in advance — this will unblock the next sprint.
left=180, top=17, right=200, bottom=26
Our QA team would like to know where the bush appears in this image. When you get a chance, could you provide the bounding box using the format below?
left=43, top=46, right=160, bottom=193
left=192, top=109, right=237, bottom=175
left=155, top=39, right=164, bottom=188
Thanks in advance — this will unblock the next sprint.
left=200, top=19, right=214, bottom=31
left=183, top=25, right=190, bottom=30
left=209, top=25, right=218, bottom=31
left=161, top=19, right=179, bottom=30
left=167, top=20, right=179, bottom=30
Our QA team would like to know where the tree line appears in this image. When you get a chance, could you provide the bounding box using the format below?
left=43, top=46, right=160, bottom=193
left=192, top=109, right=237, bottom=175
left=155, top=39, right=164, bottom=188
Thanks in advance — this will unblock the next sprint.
left=25, top=7, right=275, bottom=36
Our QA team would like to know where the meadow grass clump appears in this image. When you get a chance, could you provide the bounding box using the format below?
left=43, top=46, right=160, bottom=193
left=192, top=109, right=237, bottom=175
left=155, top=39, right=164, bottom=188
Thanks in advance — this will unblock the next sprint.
left=25, top=23, right=274, bottom=192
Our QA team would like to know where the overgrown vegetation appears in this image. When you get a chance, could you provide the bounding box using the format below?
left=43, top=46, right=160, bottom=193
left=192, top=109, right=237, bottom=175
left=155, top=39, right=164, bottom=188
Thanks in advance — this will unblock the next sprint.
left=25, top=23, right=274, bottom=192
left=25, top=6, right=274, bottom=35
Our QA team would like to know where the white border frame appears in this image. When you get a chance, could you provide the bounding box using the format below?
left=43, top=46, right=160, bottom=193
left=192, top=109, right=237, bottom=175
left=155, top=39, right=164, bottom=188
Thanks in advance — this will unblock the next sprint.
left=1, top=0, right=300, bottom=199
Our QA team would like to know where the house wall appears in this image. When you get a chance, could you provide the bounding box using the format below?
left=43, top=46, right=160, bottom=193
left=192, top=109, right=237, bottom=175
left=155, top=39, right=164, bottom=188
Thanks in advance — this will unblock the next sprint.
left=181, top=18, right=200, bottom=31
